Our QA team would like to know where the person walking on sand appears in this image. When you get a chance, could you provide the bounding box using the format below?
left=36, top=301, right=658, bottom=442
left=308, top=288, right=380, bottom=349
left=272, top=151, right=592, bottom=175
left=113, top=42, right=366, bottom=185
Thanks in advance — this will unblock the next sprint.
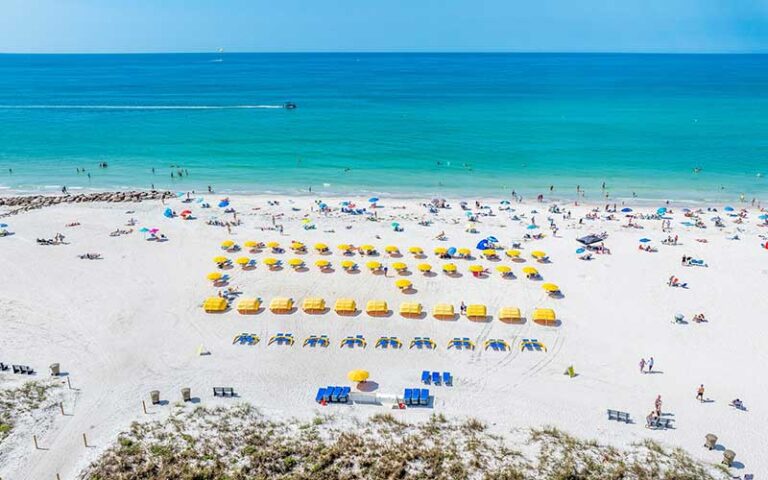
left=696, top=384, right=705, bottom=402
left=655, top=395, right=662, bottom=415
left=639, top=358, right=646, bottom=373
left=647, top=357, right=654, bottom=373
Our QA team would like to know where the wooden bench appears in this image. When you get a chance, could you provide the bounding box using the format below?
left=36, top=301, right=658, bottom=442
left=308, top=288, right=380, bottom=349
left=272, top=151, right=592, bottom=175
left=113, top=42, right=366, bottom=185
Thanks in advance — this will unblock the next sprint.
left=213, top=387, right=235, bottom=397
left=607, top=409, right=631, bottom=423
left=647, top=416, right=674, bottom=430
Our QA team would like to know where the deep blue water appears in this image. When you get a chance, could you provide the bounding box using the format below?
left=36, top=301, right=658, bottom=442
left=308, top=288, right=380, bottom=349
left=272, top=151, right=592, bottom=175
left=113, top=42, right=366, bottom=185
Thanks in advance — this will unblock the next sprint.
left=0, top=53, right=766, bottom=201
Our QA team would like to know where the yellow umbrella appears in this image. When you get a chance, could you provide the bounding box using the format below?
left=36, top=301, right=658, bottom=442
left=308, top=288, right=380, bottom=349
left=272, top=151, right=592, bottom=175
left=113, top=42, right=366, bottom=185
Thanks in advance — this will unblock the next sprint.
left=505, top=249, right=521, bottom=258
left=340, top=260, right=356, bottom=269
left=496, top=265, right=512, bottom=274
left=290, top=241, right=305, bottom=250
left=221, top=240, right=235, bottom=248
left=235, top=257, right=250, bottom=265
left=409, top=246, right=423, bottom=254
left=266, top=241, right=280, bottom=248
left=482, top=248, right=497, bottom=257
left=384, top=245, right=399, bottom=253
left=542, top=283, right=560, bottom=292
left=213, top=256, right=228, bottom=264
left=418, top=263, right=432, bottom=272
left=314, top=243, right=328, bottom=251
left=315, top=259, right=330, bottom=268
left=468, top=264, right=485, bottom=273
left=391, top=262, right=407, bottom=271
left=206, top=272, right=222, bottom=281
left=366, top=261, right=382, bottom=270
left=434, top=247, right=448, bottom=255
left=522, top=266, right=539, bottom=275
left=360, top=244, right=375, bottom=252
left=264, top=257, right=279, bottom=266
left=458, top=248, right=471, bottom=256
left=347, top=369, right=370, bottom=383
left=442, top=263, right=457, bottom=272
left=337, top=243, right=352, bottom=252
left=395, top=279, right=412, bottom=289
left=532, top=251, right=546, bottom=258
left=244, top=240, right=258, bottom=248
left=287, top=258, right=304, bottom=267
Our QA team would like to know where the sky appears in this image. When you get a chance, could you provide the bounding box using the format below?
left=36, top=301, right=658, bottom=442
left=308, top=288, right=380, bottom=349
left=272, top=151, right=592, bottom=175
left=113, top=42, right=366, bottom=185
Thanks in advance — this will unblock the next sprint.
left=1, top=0, right=766, bottom=54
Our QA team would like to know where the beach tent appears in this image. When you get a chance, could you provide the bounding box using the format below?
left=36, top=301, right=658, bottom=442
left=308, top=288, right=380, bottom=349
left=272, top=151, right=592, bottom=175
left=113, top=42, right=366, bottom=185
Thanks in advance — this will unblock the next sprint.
left=269, top=297, right=294, bottom=314
left=203, top=297, right=227, bottom=313
left=467, top=304, right=487, bottom=320
left=236, top=298, right=261, bottom=314
left=498, top=307, right=522, bottom=323
left=334, top=298, right=357, bottom=315
left=532, top=308, right=557, bottom=325
left=399, top=302, right=423, bottom=318
left=433, top=304, right=455, bottom=319
left=302, top=297, right=326, bottom=314
left=366, top=300, right=388, bottom=316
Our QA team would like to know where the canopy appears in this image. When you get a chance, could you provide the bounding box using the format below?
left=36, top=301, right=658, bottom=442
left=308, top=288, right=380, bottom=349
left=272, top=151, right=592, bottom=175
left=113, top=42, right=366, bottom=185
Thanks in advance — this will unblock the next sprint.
left=499, top=307, right=522, bottom=322
left=236, top=298, right=261, bottom=313
left=203, top=297, right=227, bottom=312
left=348, top=369, right=370, bottom=382
left=467, top=304, right=487, bottom=318
left=468, top=264, right=484, bottom=273
left=395, top=279, right=412, bottom=289
left=433, top=303, right=455, bottom=318
left=576, top=235, right=604, bottom=246
left=207, top=272, right=223, bottom=281
left=269, top=297, right=294, bottom=312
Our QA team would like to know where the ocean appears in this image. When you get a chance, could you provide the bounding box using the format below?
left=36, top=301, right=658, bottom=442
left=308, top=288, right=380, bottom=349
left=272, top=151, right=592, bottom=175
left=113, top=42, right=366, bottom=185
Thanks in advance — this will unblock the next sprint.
left=0, top=53, right=765, bottom=202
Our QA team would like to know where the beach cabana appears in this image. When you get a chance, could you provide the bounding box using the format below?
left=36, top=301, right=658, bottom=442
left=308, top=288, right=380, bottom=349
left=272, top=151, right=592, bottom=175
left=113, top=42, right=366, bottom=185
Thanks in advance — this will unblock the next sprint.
left=442, top=263, right=457, bottom=274
left=314, top=242, right=329, bottom=253
left=334, top=298, right=357, bottom=315
left=532, top=308, right=557, bottom=325
left=236, top=298, right=261, bottom=314
left=467, top=304, right=487, bottom=321
left=522, top=266, right=539, bottom=279
left=498, top=307, right=523, bottom=323
left=399, top=302, right=422, bottom=318
left=348, top=369, right=370, bottom=383
left=395, top=279, right=412, bottom=290
left=408, top=246, right=424, bottom=256
left=433, top=303, right=455, bottom=320
left=269, top=297, right=294, bottom=314
left=366, top=300, right=388, bottom=316
left=302, top=297, right=326, bottom=314
left=203, top=297, right=227, bottom=313
left=541, top=283, right=561, bottom=295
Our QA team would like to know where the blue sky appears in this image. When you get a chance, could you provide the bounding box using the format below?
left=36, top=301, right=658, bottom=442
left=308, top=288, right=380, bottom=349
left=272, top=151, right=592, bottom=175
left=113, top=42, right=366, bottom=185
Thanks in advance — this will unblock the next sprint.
left=1, top=0, right=766, bottom=53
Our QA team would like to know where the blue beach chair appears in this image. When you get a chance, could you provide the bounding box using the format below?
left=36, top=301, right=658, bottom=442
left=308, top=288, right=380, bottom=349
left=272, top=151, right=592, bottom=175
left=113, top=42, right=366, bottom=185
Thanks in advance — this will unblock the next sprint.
left=431, top=371, right=441, bottom=385
left=331, top=386, right=342, bottom=403
left=420, top=389, right=429, bottom=406
left=316, top=387, right=326, bottom=403
left=443, top=372, right=453, bottom=386
left=421, top=370, right=430, bottom=384
left=339, top=386, right=350, bottom=403
left=404, top=388, right=413, bottom=405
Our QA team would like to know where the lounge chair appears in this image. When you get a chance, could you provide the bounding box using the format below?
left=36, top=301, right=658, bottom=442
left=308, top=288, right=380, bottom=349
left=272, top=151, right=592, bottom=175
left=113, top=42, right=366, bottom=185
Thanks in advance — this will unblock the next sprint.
left=339, top=386, right=350, bottom=403
left=421, top=370, right=430, bottom=384
left=443, top=372, right=453, bottom=386
left=431, top=371, right=441, bottom=385
left=331, top=386, right=342, bottom=403
left=316, top=387, right=327, bottom=403
left=420, top=389, right=429, bottom=405
left=324, top=386, right=334, bottom=402
left=404, top=388, right=413, bottom=405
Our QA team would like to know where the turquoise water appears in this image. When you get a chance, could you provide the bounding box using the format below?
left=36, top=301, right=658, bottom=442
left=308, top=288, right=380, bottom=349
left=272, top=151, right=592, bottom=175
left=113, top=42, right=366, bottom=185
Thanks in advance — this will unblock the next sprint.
left=0, top=53, right=766, bottom=201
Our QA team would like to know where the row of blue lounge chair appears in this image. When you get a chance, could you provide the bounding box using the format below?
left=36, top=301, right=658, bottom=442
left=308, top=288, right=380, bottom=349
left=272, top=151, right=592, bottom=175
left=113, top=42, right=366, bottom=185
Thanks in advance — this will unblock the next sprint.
left=421, top=370, right=453, bottom=386
left=316, top=386, right=351, bottom=404
left=404, top=388, right=430, bottom=406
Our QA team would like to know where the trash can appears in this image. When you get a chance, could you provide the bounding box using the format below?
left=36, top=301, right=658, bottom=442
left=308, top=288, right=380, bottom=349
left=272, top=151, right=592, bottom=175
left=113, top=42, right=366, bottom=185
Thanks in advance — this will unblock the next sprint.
left=181, top=388, right=191, bottom=402
left=722, top=450, right=735, bottom=467
left=49, top=363, right=60, bottom=376
left=704, top=434, right=718, bottom=450
left=150, top=390, right=160, bottom=405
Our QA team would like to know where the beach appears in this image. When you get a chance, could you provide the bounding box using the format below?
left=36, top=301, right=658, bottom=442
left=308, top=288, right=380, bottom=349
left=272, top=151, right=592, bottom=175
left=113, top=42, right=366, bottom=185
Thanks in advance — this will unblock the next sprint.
left=1, top=193, right=766, bottom=478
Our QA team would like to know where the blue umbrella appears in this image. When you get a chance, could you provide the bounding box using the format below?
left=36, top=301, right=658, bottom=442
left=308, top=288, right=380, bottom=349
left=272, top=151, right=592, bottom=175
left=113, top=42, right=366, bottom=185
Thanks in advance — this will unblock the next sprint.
left=139, top=227, right=149, bottom=233
left=527, top=224, right=538, bottom=230
left=368, top=197, right=379, bottom=203
left=465, top=211, right=474, bottom=218
left=657, top=207, right=667, bottom=215
left=500, top=200, right=510, bottom=205
left=447, top=247, right=457, bottom=256
left=621, top=207, right=632, bottom=213
left=759, top=214, right=768, bottom=220
left=0, top=223, right=7, bottom=228
left=476, top=239, right=490, bottom=250
left=486, top=236, right=499, bottom=243
left=575, top=248, right=585, bottom=254
left=340, top=201, right=349, bottom=206
left=218, top=200, right=229, bottom=208
left=639, top=238, right=651, bottom=243
left=724, top=206, right=734, bottom=212
left=163, top=208, right=173, bottom=218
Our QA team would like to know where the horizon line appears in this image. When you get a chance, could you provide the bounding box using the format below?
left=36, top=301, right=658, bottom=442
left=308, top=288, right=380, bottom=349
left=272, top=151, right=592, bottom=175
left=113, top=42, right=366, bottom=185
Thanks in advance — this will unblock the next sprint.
left=1, top=50, right=766, bottom=56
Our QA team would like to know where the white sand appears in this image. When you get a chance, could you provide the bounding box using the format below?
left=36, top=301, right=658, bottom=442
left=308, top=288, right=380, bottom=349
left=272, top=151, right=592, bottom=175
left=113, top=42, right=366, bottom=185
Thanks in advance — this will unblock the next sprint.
left=1, top=194, right=766, bottom=478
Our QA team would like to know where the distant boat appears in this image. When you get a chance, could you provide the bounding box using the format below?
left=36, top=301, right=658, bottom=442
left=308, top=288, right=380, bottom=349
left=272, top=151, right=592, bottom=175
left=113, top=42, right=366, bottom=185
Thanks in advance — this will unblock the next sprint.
left=284, top=102, right=297, bottom=110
